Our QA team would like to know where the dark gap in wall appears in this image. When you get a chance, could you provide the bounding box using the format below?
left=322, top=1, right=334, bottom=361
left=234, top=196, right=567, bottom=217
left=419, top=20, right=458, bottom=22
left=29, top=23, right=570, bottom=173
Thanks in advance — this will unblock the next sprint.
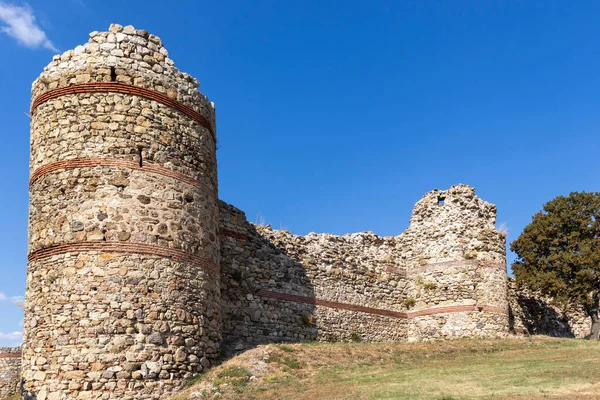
left=110, top=66, right=117, bottom=82
left=137, top=147, right=143, bottom=168
left=437, top=196, right=445, bottom=205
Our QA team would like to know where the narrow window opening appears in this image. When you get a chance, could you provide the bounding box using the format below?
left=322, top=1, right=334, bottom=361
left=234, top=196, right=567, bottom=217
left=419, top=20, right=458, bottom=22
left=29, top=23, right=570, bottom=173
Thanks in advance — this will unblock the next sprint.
left=110, top=66, right=117, bottom=82
left=137, top=147, right=143, bottom=168
left=437, top=196, right=445, bottom=205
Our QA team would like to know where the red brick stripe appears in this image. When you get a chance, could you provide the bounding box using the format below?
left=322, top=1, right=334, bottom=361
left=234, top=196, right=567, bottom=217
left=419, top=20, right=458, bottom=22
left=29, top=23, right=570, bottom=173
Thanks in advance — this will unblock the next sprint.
left=256, top=289, right=508, bottom=319
left=0, top=353, right=21, bottom=359
left=29, top=158, right=216, bottom=199
left=31, top=82, right=215, bottom=141
left=28, top=241, right=218, bottom=278
left=408, top=259, right=505, bottom=275
left=382, top=266, right=407, bottom=277
left=220, top=229, right=248, bottom=240
left=407, top=304, right=507, bottom=318
left=256, top=289, right=407, bottom=318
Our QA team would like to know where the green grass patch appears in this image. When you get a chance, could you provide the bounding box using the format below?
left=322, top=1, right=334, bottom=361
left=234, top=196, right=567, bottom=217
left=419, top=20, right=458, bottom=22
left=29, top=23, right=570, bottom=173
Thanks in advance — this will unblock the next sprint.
left=173, top=337, right=600, bottom=400
left=214, top=365, right=252, bottom=388
left=278, top=344, right=295, bottom=353
left=269, top=352, right=302, bottom=369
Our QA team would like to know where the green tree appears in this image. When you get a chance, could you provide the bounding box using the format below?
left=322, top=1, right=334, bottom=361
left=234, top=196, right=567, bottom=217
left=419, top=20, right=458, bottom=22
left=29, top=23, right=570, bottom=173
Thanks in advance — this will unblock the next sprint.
left=511, top=192, right=600, bottom=339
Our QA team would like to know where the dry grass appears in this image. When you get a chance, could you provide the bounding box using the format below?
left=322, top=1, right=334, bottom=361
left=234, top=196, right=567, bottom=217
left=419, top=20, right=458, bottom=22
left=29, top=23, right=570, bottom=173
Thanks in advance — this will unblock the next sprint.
left=170, top=336, right=600, bottom=400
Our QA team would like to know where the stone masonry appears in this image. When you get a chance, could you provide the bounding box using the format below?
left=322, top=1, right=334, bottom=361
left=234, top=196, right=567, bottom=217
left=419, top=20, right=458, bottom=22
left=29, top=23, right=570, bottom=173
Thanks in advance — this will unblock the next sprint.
left=219, top=184, right=508, bottom=348
left=24, top=24, right=219, bottom=399
left=17, top=23, right=593, bottom=400
left=0, top=347, right=21, bottom=399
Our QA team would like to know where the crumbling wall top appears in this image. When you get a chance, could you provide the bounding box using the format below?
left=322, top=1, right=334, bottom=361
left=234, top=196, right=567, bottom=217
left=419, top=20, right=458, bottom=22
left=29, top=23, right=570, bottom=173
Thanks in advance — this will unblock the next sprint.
left=408, top=184, right=497, bottom=231
left=400, top=184, right=504, bottom=265
left=31, top=24, right=214, bottom=117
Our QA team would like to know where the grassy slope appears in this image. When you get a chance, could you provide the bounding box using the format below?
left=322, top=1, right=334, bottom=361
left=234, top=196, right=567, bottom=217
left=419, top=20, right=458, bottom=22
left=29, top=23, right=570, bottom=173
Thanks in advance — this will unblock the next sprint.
left=171, top=337, right=600, bottom=400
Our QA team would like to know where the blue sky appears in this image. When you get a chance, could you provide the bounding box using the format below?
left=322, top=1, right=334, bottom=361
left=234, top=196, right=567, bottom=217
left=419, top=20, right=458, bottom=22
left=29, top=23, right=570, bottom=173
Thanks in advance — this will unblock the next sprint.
left=1, top=0, right=599, bottom=346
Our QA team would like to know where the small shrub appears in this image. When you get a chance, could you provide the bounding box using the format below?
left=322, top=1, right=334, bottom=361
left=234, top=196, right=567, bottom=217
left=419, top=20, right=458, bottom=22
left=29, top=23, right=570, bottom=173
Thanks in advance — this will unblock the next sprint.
left=403, top=297, right=416, bottom=308
left=418, top=258, right=428, bottom=266
left=301, top=313, right=313, bottom=326
left=350, top=332, right=362, bottom=342
left=231, top=269, right=243, bottom=283
left=464, top=251, right=477, bottom=260
left=497, top=222, right=509, bottom=237
left=422, top=282, right=437, bottom=290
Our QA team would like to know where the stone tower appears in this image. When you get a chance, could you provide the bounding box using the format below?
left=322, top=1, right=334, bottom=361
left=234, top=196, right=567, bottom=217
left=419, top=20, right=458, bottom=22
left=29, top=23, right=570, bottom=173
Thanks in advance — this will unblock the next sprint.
left=402, top=185, right=509, bottom=341
left=23, top=24, right=220, bottom=398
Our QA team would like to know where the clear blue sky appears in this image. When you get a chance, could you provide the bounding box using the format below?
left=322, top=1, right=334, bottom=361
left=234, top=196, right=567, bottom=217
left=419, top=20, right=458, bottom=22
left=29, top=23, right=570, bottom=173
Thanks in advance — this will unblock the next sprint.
left=1, top=0, right=599, bottom=346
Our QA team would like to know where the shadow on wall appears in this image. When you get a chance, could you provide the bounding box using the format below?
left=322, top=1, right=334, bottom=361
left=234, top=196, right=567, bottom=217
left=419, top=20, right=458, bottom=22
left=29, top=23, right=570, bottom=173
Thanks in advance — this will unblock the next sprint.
left=508, top=296, right=575, bottom=338
left=507, top=277, right=594, bottom=338
left=220, top=221, right=316, bottom=354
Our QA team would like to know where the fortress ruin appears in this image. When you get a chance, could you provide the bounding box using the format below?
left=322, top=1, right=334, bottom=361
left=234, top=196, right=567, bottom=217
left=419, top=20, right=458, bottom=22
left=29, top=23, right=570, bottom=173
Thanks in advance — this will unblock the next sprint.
left=0, top=25, right=592, bottom=400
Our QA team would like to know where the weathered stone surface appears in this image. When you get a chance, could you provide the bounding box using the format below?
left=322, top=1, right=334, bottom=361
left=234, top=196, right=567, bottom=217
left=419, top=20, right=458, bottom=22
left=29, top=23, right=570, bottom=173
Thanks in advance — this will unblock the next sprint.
left=0, top=347, right=21, bottom=399
left=218, top=184, right=509, bottom=349
left=508, top=279, right=591, bottom=338
left=23, top=24, right=220, bottom=400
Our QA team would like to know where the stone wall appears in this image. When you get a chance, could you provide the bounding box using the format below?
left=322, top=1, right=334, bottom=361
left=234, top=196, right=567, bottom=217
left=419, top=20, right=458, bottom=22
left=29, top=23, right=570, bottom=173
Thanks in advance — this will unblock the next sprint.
left=219, top=201, right=409, bottom=350
left=0, top=347, right=21, bottom=399
left=219, top=184, right=509, bottom=351
left=23, top=24, right=220, bottom=399
left=508, top=279, right=591, bottom=338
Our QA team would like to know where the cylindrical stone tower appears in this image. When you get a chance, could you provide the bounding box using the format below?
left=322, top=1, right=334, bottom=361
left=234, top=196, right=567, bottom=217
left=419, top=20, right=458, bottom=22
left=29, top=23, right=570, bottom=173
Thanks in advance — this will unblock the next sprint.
left=403, top=185, right=509, bottom=341
left=23, top=24, right=220, bottom=398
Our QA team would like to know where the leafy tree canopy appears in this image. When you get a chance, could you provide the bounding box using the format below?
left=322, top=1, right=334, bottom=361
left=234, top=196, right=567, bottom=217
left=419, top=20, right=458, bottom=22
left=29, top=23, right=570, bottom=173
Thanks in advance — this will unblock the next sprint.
left=511, top=191, right=600, bottom=338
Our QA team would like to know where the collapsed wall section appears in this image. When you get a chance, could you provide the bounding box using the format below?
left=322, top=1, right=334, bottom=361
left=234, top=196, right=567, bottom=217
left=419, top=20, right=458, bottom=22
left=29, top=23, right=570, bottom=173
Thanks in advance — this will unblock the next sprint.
left=24, top=24, right=220, bottom=399
left=0, top=347, right=21, bottom=399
